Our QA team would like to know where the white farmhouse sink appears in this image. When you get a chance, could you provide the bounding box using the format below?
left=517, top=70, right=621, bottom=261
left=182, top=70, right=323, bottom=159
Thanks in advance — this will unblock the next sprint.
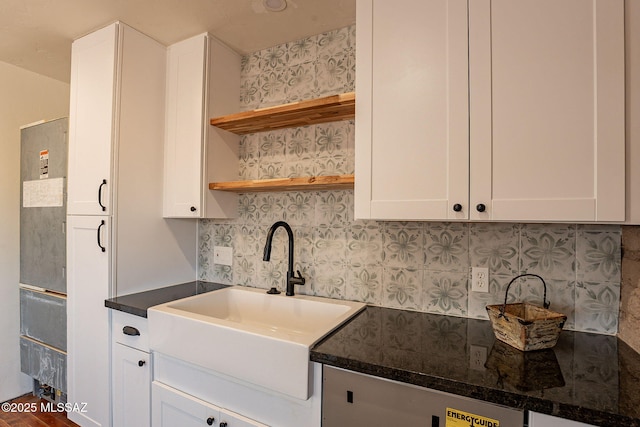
left=147, top=286, right=365, bottom=400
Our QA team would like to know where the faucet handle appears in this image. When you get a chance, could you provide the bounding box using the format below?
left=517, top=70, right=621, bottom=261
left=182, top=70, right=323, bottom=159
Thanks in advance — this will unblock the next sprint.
left=291, top=270, right=306, bottom=285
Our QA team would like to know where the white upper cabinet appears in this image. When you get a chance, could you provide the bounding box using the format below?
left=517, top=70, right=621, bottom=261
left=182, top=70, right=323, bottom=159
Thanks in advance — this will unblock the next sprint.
left=67, top=24, right=117, bottom=215
left=469, top=0, right=625, bottom=222
left=355, top=0, right=625, bottom=222
left=163, top=33, right=240, bottom=218
left=355, top=0, right=469, bottom=221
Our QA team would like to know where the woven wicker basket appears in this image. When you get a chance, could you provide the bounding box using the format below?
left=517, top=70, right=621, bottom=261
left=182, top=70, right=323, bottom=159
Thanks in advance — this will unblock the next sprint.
left=486, top=274, right=566, bottom=352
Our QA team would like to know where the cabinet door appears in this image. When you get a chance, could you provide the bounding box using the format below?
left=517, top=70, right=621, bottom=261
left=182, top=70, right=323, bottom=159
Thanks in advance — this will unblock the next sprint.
left=68, top=23, right=117, bottom=215
left=66, top=215, right=111, bottom=427
left=113, top=343, right=151, bottom=427
left=164, top=34, right=207, bottom=218
left=152, top=382, right=268, bottom=427
left=164, top=34, right=239, bottom=219
left=469, top=0, right=625, bottom=222
left=153, top=382, right=220, bottom=427
left=355, top=0, right=470, bottom=220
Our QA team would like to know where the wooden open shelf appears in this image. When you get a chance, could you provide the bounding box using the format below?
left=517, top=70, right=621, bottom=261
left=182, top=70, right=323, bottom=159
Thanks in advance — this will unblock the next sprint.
left=210, top=92, right=355, bottom=134
left=209, top=174, right=354, bottom=193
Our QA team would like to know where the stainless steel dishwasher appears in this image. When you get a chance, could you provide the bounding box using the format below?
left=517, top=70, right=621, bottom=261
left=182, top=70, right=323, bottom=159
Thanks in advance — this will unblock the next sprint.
left=322, top=366, right=524, bottom=427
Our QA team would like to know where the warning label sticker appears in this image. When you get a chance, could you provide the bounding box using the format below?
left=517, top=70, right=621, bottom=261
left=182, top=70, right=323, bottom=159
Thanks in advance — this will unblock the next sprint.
left=39, top=149, right=49, bottom=179
left=446, top=408, right=500, bottom=427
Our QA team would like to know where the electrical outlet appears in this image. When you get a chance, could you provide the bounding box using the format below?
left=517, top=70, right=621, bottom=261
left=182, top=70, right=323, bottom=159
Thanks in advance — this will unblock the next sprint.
left=470, top=345, right=487, bottom=371
left=213, top=246, right=233, bottom=266
left=471, top=267, right=489, bottom=292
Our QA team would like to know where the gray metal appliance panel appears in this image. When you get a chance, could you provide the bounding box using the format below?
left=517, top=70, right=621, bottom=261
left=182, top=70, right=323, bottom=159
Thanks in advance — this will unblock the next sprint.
left=323, top=366, right=524, bottom=427
left=20, top=118, right=68, bottom=293
left=20, top=337, right=67, bottom=393
left=20, top=289, right=66, bottom=351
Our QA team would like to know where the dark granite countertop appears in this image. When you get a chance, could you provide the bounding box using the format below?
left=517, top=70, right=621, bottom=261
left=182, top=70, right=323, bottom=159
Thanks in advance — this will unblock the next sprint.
left=104, top=281, right=228, bottom=317
left=311, top=306, right=640, bottom=427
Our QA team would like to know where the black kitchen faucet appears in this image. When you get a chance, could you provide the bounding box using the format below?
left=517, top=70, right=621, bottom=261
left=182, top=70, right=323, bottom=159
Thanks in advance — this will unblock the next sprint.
left=263, top=221, right=306, bottom=296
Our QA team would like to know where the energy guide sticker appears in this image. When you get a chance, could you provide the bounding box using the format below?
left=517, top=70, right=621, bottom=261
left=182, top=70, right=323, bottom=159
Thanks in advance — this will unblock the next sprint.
left=446, top=408, right=500, bottom=427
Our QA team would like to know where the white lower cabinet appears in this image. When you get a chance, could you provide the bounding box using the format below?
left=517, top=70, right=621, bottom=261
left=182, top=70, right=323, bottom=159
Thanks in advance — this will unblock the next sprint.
left=112, top=311, right=151, bottom=427
left=152, top=382, right=267, bottom=427
left=528, top=412, right=595, bottom=427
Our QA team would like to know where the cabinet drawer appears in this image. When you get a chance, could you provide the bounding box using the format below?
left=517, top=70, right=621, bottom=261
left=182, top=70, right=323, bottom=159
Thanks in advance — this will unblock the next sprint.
left=112, top=310, right=149, bottom=351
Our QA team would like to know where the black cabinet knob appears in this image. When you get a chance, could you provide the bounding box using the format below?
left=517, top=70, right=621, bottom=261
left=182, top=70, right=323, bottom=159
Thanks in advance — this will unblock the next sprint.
left=206, top=417, right=215, bottom=425
left=138, top=360, right=145, bottom=367
left=220, top=423, right=228, bottom=427
left=190, top=206, right=197, bottom=212
left=476, top=203, right=486, bottom=212
left=453, top=204, right=462, bottom=212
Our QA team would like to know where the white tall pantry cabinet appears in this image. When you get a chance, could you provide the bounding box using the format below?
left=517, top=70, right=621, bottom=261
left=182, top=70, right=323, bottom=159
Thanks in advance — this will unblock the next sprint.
left=66, top=22, right=197, bottom=427
left=355, top=0, right=625, bottom=222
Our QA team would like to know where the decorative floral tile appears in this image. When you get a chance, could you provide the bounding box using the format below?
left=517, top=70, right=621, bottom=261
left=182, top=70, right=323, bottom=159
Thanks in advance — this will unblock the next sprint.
left=469, top=223, right=519, bottom=276
left=285, top=126, right=315, bottom=162
left=315, top=154, right=349, bottom=175
left=345, top=121, right=355, bottom=174
left=313, top=225, right=348, bottom=264
left=286, top=63, right=316, bottom=101
left=520, top=224, right=575, bottom=281
left=283, top=191, right=316, bottom=226
left=259, top=159, right=285, bottom=179
left=240, top=52, right=261, bottom=77
left=574, top=281, right=620, bottom=334
left=259, top=69, right=288, bottom=106
left=234, top=256, right=256, bottom=287
left=315, top=56, right=349, bottom=97
left=293, top=226, right=315, bottom=267
left=346, top=265, right=383, bottom=305
left=348, top=221, right=383, bottom=266
left=237, top=194, right=258, bottom=222
left=316, top=190, right=351, bottom=226
left=576, top=230, right=622, bottom=283
left=422, top=271, right=468, bottom=317
left=425, top=222, right=469, bottom=272
left=315, top=122, right=348, bottom=156
left=382, top=222, right=425, bottom=269
left=255, top=192, right=286, bottom=225
left=239, top=75, right=261, bottom=110
left=260, top=45, right=287, bottom=71
left=286, top=36, right=318, bottom=66
left=312, top=261, right=346, bottom=298
left=233, top=224, right=261, bottom=259
left=317, top=26, right=351, bottom=60
left=382, top=267, right=422, bottom=311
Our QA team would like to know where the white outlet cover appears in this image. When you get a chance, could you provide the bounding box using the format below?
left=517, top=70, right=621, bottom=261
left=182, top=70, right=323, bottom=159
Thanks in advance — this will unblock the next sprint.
left=471, top=267, right=489, bottom=293
left=213, top=246, right=233, bottom=266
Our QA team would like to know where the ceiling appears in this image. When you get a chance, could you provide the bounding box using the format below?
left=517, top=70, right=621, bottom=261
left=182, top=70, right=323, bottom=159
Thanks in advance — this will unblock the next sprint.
left=0, top=0, right=356, bottom=83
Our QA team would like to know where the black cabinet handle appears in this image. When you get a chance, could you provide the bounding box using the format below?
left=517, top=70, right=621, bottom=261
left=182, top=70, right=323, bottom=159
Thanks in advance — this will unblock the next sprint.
left=190, top=206, right=197, bottom=212
left=122, top=326, right=140, bottom=336
left=97, top=220, right=106, bottom=252
left=453, top=203, right=462, bottom=212
left=476, top=203, right=486, bottom=213
left=98, top=179, right=107, bottom=211
left=220, top=422, right=228, bottom=427
left=206, top=417, right=215, bottom=426
left=138, top=360, right=145, bottom=367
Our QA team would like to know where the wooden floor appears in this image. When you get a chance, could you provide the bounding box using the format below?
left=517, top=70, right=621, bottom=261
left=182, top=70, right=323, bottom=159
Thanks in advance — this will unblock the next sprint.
left=0, top=394, right=79, bottom=427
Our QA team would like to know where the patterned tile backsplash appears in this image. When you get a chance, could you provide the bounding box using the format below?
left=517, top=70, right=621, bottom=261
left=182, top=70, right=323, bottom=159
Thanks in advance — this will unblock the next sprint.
left=199, top=24, right=622, bottom=335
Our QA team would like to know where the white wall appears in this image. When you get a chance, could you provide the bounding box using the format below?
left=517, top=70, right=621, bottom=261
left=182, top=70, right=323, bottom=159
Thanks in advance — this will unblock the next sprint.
left=0, top=61, right=69, bottom=402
